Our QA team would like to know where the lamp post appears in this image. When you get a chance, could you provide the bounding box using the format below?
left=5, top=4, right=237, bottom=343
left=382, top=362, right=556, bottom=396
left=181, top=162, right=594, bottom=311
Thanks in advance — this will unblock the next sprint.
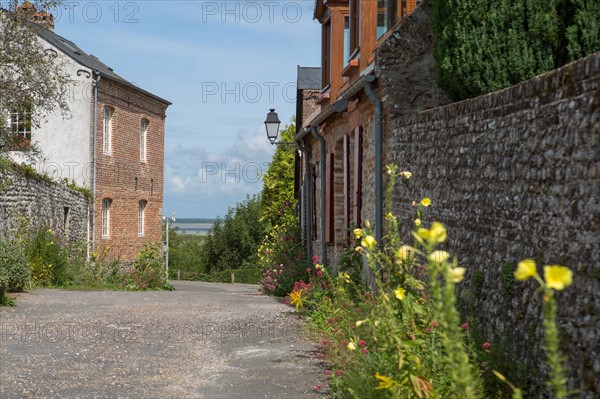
left=264, top=109, right=295, bottom=146
left=163, top=211, right=176, bottom=280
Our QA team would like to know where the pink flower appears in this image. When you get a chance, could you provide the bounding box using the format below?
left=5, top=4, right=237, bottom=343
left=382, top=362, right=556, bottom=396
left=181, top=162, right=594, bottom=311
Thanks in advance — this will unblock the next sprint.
left=431, top=320, right=440, bottom=328
left=358, top=339, right=367, bottom=347
left=315, top=383, right=323, bottom=391
left=424, top=327, right=432, bottom=333
left=325, top=370, right=331, bottom=375
left=361, top=348, right=369, bottom=355
left=482, top=342, right=491, bottom=350
left=307, top=268, right=312, bottom=273
left=461, top=322, right=470, bottom=330
left=334, top=370, right=344, bottom=377
left=317, top=270, right=323, bottom=277
left=312, top=255, right=320, bottom=264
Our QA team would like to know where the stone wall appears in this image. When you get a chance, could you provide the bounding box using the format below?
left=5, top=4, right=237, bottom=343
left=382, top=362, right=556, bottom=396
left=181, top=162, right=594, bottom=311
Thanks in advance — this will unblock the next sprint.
left=385, top=52, right=600, bottom=397
left=0, top=167, right=89, bottom=244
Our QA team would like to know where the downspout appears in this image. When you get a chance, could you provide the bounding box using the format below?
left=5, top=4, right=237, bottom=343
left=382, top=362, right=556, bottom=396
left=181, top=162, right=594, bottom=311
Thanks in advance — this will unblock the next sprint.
left=294, top=139, right=313, bottom=262
left=307, top=126, right=327, bottom=267
left=92, top=72, right=101, bottom=253
left=363, top=75, right=383, bottom=251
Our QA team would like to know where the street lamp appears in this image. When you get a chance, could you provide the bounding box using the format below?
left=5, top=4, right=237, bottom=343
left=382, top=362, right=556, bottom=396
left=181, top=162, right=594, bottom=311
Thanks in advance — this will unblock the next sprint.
left=264, top=108, right=281, bottom=144
left=163, top=210, right=176, bottom=280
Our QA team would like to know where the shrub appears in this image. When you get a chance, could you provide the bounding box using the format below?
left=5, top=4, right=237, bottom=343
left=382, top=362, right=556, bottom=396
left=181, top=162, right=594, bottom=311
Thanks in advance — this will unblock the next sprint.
left=22, top=227, right=71, bottom=286
left=0, top=239, right=29, bottom=303
left=127, top=242, right=168, bottom=290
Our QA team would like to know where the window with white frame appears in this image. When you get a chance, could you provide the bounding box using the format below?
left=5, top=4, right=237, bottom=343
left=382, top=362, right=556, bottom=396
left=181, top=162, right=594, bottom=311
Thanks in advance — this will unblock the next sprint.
left=101, top=198, right=111, bottom=238
left=140, top=119, right=148, bottom=162
left=138, top=200, right=146, bottom=236
left=10, top=105, right=33, bottom=140
left=103, top=107, right=113, bottom=154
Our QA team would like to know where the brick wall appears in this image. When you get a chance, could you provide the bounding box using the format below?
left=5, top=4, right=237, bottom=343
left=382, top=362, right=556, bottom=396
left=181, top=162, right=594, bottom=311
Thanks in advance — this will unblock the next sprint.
left=94, top=78, right=168, bottom=261
left=385, top=53, right=600, bottom=397
left=0, top=168, right=88, bottom=244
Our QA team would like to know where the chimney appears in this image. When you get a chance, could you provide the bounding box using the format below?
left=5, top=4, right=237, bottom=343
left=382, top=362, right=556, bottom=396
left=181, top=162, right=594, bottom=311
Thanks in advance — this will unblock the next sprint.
left=17, top=1, right=55, bottom=31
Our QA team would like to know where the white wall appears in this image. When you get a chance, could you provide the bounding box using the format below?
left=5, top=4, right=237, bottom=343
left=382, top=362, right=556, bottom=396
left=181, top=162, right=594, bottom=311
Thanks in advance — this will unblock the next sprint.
left=9, top=37, right=93, bottom=187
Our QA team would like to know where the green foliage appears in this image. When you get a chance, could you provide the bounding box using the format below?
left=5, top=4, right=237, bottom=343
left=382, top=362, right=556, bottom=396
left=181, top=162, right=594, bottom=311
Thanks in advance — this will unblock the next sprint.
left=260, top=121, right=296, bottom=226
left=22, top=227, right=71, bottom=286
left=0, top=239, right=29, bottom=303
left=179, top=267, right=262, bottom=284
left=199, top=194, right=266, bottom=274
left=128, top=243, right=168, bottom=290
left=430, top=0, right=600, bottom=100
left=167, top=229, right=206, bottom=278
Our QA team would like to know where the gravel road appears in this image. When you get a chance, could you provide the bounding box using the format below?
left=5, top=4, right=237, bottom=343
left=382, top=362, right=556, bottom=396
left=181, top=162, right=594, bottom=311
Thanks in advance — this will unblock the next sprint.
left=0, top=281, right=325, bottom=399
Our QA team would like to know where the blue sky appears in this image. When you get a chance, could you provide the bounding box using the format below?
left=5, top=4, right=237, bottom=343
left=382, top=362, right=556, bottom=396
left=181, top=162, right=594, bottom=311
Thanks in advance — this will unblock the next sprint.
left=50, top=0, right=320, bottom=218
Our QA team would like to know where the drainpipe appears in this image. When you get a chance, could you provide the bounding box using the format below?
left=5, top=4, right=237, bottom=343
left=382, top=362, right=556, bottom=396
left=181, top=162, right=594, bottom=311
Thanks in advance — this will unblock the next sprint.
left=92, top=72, right=101, bottom=253
left=294, top=139, right=313, bottom=262
left=307, top=126, right=327, bottom=267
left=364, top=75, right=383, bottom=251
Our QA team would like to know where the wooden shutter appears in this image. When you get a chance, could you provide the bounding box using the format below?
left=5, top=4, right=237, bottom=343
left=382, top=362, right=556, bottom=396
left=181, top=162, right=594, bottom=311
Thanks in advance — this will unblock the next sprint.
left=353, top=127, right=363, bottom=226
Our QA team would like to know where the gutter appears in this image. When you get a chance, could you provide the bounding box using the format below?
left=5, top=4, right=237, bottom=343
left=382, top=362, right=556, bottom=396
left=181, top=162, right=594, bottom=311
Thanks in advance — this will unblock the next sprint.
left=92, top=72, right=101, bottom=253
left=307, top=126, right=327, bottom=266
left=363, top=75, right=383, bottom=250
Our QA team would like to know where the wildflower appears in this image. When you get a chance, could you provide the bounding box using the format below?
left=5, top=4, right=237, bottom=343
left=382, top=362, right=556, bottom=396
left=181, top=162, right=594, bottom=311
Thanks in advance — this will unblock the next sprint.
left=317, top=270, right=323, bottom=277
left=355, top=319, right=367, bottom=328
left=335, top=370, right=344, bottom=377
left=412, top=200, right=417, bottom=206
left=424, top=327, right=432, bottom=333
left=358, top=339, right=367, bottom=347
left=394, top=287, right=406, bottom=300
left=544, top=265, right=573, bottom=291
left=289, top=289, right=304, bottom=309
left=414, top=218, right=421, bottom=227
left=364, top=220, right=371, bottom=229
left=431, top=320, right=440, bottom=328
left=429, top=250, right=450, bottom=263
left=482, top=342, right=492, bottom=350
left=312, top=255, right=320, bottom=263
left=375, top=372, right=397, bottom=390
left=353, top=228, right=363, bottom=239
left=395, top=245, right=414, bottom=262
left=361, top=348, right=369, bottom=355
left=448, top=267, right=466, bottom=283
left=347, top=342, right=357, bottom=351
left=325, top=370, right=331, bottom=376
left=306, top=268, right=311, bottom=273
left=361, top=235, right=377, bottom=250
left=461, top=322, right=470, bottom=330
left=315, top=383, right=323, bottom=391
left=400, top=171, right=412, bottom=179
left=417, top=222, right=447, bottom=244
left=514, top=259, right=538, bottom=281
left=355, top=246, right=364, bottom=253
left=315, top=263, right=323, bottom=270
left=420, top=197, right=432, bottom=207
left=340, top=272, right=351, bottom=283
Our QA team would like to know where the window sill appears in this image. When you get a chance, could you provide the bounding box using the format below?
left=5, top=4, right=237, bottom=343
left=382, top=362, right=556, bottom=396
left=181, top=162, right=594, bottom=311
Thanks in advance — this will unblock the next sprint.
left=101, top=236, right=110, bottom=240
left=342, top=58, right=359, bottom=77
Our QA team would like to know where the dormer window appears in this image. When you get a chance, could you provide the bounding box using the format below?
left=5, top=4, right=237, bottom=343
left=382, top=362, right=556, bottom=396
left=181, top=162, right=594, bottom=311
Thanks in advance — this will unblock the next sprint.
left=103, top=107, right=113, bottom=154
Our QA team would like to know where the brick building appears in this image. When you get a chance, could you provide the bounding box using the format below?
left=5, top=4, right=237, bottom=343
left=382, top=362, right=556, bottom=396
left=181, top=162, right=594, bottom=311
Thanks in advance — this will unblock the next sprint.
left=295, top=0, right=431, bottom=267
left=8, top=2, right=170, bottom=261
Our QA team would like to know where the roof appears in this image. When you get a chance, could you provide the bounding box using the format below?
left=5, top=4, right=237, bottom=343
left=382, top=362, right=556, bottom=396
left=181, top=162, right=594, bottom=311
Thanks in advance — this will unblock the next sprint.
left=32, top=24, right=171, bottom=105
left=297, top=66, right=321, bottom=91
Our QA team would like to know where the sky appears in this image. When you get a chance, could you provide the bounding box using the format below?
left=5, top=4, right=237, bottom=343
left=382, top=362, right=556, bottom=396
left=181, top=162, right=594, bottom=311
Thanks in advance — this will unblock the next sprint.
left=47, top=0, right=320, bottom=218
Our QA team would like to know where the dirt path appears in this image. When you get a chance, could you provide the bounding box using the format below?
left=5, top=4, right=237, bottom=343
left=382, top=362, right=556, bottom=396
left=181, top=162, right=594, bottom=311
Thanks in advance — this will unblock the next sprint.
left=0, top=281, right=325, bottom=398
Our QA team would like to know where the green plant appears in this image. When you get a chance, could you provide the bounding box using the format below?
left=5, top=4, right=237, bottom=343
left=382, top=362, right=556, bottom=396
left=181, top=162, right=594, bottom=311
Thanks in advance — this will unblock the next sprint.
left=128, top=242, right=168, bottom=290
left=0, top=239, right=29, bottom=304
left=21, top=227, right=71, bottom=286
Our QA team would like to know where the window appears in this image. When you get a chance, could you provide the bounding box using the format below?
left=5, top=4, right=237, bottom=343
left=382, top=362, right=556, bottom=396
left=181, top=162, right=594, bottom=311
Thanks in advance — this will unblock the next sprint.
left=322, top=19, right=331, bottom=89
left=376, top=0, right=398, bottom=40
left=349, top=0, right=360, bottom=55
left=101, top=198, right=111, bottom=238
left=344, top=16, right=351, bottom=65
left=138, top=200, right=146, bottom=236
left=10, top=105, right=32, bottom=140
left=103, top=107, right=113, bottom=154
left=140, top=119, right=148, bottom=162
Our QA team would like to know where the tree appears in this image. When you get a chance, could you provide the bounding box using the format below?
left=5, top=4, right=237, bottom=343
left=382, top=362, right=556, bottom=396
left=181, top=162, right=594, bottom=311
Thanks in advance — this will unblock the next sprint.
left=0, top=0, right=69, bottom=152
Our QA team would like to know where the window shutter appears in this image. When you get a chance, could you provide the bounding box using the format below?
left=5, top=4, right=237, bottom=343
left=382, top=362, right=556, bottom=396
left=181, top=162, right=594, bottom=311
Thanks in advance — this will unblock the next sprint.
left=353, top=127, right=363, bottom=226
left=343, top=134, right=350, bottom=242
left=326, top=153, right=335, bottom=244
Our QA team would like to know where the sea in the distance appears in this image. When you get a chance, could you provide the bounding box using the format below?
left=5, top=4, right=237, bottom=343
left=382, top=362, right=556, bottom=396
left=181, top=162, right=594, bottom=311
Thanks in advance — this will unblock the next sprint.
left=170, top=218, right=216, bottom=236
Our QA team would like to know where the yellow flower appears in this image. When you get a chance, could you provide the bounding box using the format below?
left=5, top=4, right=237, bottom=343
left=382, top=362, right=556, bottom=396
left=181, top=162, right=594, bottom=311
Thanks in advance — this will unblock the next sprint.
left=448, top=267, right=466, bottom=283
left=417, top=222, right=447, bottom=244
left=544, top=265, right=573, bottom=291
left=395, top=245, right=414, bottom=262
left=365, top=220, right=371, bottom=229
left=353, top=228, right=363, bottom=239
left=347, top=341, right=357, bottom=351
left=355, top=319, right=367, bottom=328
left=429, top=250, right=450, bottom=263
left=514, top=259, right=538, bottom=281
left=400, top=171, right=412, bottom=179
left=355, top=246, right=364, bottom=254
left=375, top=372, right=397, bottom=390
left=420, top=198, right=431, bottom=207
left=315, top=264, right=323, bottom=270
left=414, top=218, right=421, bottom=227
left=361, top=235, right=377, bottom=250
left=342, top=272, right=351, bottom=283
left=289, top=289, right=304, bottom=309
left=395, top=287, right=406, bottom=300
